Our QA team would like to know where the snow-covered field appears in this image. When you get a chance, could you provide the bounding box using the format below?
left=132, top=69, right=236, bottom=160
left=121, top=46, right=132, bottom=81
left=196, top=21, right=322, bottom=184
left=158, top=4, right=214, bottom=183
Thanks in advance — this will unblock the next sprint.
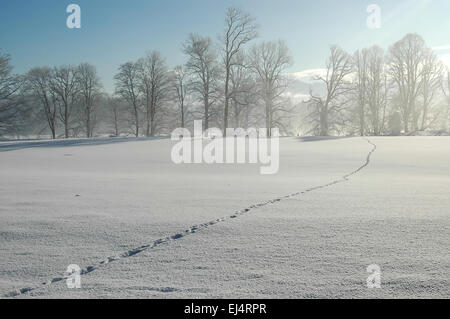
left=0, top=136, right=449, bottom=298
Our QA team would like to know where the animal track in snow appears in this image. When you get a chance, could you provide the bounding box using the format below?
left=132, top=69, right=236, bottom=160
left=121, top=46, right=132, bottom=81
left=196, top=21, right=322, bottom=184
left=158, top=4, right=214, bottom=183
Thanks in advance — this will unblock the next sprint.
left=4, top=137, right=376, bottom=298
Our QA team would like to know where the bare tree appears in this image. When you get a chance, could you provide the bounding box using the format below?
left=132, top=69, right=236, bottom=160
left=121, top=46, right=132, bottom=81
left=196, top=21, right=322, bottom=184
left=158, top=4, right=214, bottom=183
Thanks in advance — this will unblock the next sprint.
left=220, top=7, right=258, bottom=130
left=419, top=49, right=444, bottom=130
left=387, top=33, right=426, bottom=133
left=173, top=65, right=189, bottom=128
left=249, top=40, right=293, bottom=136
left=114, top=62, right=141, bottom=137
left=229, top=51, right=258, bottom=128
left=365, top=46, right=390, bottom=135
left=137, top=51, right=171, bottom=137
left=49, top=65, right=79, bottom=138
left=0, top=50, right=25, bottom=136
left=106, top=95, right=125, bottom=137
left=76, top=63, right=102, bottom=138
left=26, top=67, right=58, bottom=139
left=183, top=34, right=220, bottom=130
left=306, top=46, right=353, bottom=136
left=353, top=48, right=369, bottom=135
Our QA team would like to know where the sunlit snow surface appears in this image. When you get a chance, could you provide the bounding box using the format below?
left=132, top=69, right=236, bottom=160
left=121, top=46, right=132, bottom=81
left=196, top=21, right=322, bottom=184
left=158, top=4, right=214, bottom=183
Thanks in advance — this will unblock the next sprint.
left=0, top=136, right=448, bottom=298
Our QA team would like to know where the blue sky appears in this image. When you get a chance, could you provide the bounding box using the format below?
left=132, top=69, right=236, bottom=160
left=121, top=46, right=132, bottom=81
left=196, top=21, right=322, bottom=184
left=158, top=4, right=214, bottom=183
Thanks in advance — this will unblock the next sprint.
left=1, top=0, right=450, bottom=93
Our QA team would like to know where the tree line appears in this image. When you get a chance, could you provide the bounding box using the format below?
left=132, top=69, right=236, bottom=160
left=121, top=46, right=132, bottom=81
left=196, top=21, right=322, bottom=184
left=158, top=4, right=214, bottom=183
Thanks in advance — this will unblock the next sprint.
left=305, top=34, right=450, bottom=136
left=1, top=8, right=449, bottom=139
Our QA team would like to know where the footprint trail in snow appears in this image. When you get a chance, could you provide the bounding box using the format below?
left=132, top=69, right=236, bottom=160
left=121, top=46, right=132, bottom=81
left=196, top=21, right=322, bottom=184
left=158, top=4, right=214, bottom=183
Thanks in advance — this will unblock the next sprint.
left=4, top=137, right=377, bottom=298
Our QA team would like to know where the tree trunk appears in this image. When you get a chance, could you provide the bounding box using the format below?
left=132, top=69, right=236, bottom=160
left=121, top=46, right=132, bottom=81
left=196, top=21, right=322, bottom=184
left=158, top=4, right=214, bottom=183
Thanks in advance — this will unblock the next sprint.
left=86, top=107, right=91, bottom=138
left=403, top=114, right=409, bottom=133
left=359, top=101, right=365, bottom=136
left=181, top=102, right=185, bottom=128
left=265, top=96, right=271, bottom=137
left=233, top=100, right=239, bottom=128
left=421, top=102, right=428, bottom=131
left=114, top=114, right=119, bottom=137
left=150, top=104, right=155, bottom=137
left=204, top=95, right=209, bottom=130
left=223, top=63, right=230, bottom=131
left=134, top=104, right=139, bottom=137
left=320, top=107, right=328, bottom=136
left=146, top=99, right=151, bottom=137
left=64, top=103, right=69, bottom=138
